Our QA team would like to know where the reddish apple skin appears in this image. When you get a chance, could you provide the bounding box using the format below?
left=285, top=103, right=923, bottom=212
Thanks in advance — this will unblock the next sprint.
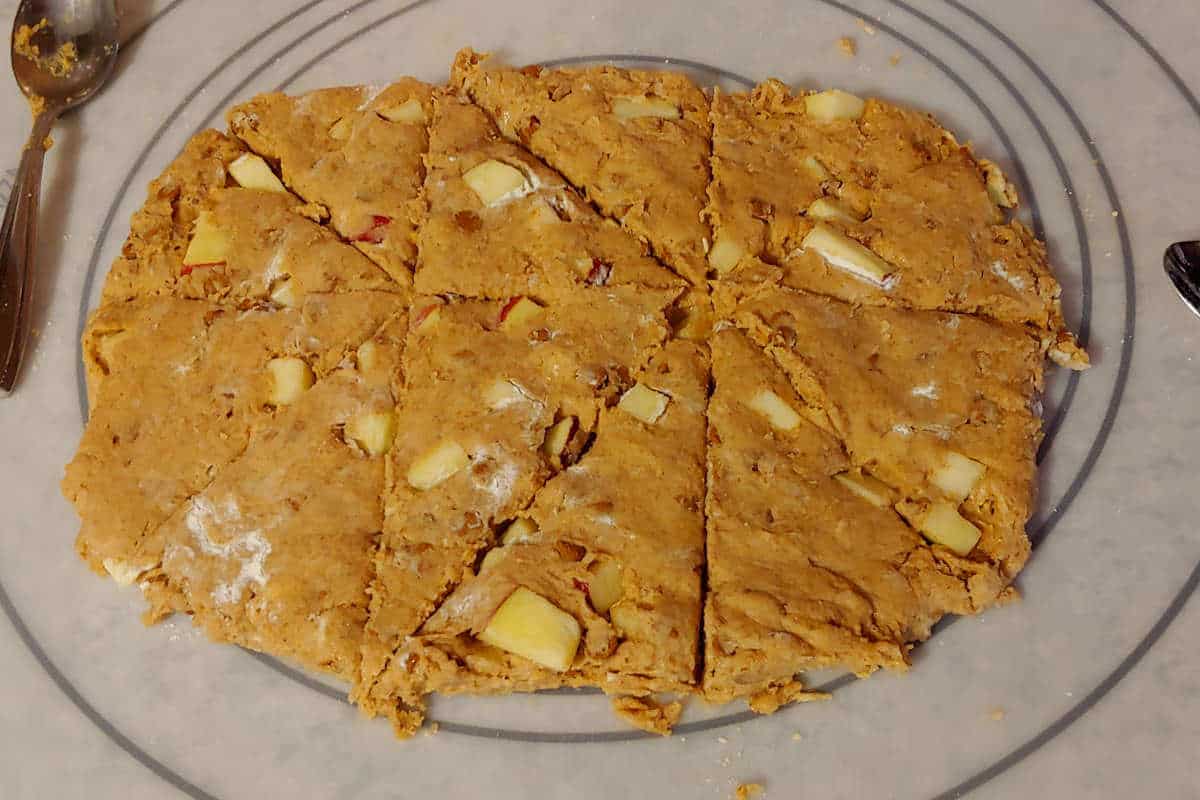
left=498, top=295, right=524, bottom=324
left=352, top=215, right=392, bottom=243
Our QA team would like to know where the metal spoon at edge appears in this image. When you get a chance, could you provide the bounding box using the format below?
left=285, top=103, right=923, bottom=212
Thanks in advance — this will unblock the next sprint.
left=0, top=0, right=119, bottom=396
left=1164, top=241, right=1200, bottom=320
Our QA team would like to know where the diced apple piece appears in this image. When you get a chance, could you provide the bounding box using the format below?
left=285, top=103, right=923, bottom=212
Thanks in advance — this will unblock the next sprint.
left=899, top=500, right=982, bottom=556
left=406, top=439, right=470, bottom=490
left=803, top=155, right=831, bottom=181
left=501, top=517, right=539, bottom=545
left=980, top=159, right=1018, bottom=208
left=834, top=471, right=894, bottom=508
left=747, top=388, right=802, bottom=431
left=804, top=89, right=866, bottom=121
left=587, top=559, right=623, bottom=614
left=478, top=587, right=581, bottom=672
left=618, top=383, right=670, bottom=424
left=356, top=340, right=379, bottom=372
left=268, top=277, right=299, bottom=308
left=484, top=379, right=522, bottom=409
left=463, top=159, right=532, bottom=206
left=930, top=451, right=987, bottom=502
left=102, top=558, right=151, bottom=587
left=807, top=197, right=863, bottom=225
left=541, top=416, right=576, bottom=462
left=802, top=222, right=896, bottom=288
left=479, top=548, right=505, bottom=573
left=708, top=237, right=745, bottom=275
left=328, top=116, right=354, bottom=141
left=182, top=212, right=230, bottom=267
left=228, top=153, right=287, bottom=193
left=266, top=357, right=314, bottom=405
left=377, top=98, right=425, bottom=123
left=411, top=303, right=441, bottom=332
left=609, top=601, right=648, bottom=640
left=346, top=410, right=397, bottom=456
left=498, top=296, right=543, bottom=330
left=351, top=214, right=391, bottom=244
left=611, top=96, right=681, bottom=120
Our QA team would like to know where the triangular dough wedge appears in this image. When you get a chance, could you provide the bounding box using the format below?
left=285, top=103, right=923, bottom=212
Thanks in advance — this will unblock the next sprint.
left=727, top=285, right=1042, bottom=581
left=706, top=80, right=1086, bottom=368
left=357, top=286, right=679, bottom=735
left=378, top=340, right=707, bottom=730
left=452, top=49, right=711, bottom=286
left=62, top=292, right=406, bottom=617
left=228, top=80, right=432, bottom=283
left=101, top=130, right=401, bottom=305
left=158, top=319, right=405, bottom=683
left=704, top=329, right=995, bottom=712
left=417, top=91, right=683, bottom=297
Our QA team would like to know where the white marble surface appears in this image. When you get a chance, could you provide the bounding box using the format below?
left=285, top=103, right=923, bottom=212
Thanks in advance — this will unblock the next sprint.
left=0, top=1, right=1197, bottom=797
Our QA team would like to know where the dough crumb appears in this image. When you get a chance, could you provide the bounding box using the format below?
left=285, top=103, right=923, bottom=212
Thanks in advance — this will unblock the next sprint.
left=889, top=53, right=903, bottom=66
left=611, top=695, right=683, bottom=736
left=856, top=17, right=878, bottom=35
left=735, top=782, right=765, bottom=800
left=988, top=707, right=1006, bottom=721
left=748, top=680, right=829, bottom=714
left=838, top=37, right=857, bottom=57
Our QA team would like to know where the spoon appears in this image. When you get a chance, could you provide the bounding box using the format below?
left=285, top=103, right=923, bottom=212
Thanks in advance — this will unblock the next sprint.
left=1164, top=241, right=1200, bottom=320
left=0, top=0, right=118, bottom=395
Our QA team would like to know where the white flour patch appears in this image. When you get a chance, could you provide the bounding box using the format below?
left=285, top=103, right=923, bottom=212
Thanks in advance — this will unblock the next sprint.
left=991, top=260, right=1026, bottom=290
left=472, top=447, right=519, bottom=512
left=891, top=424, right=913, bottom=437
left=184, top=496, right=272, bottom=606
left=911, top=382, right=939, bottom=400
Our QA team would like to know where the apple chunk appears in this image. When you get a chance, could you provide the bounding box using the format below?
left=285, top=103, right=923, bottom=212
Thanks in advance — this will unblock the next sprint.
left=805, top=89, right=866, bottom=121
left=479, top=587, right=581, bottom=672
left=930, top=451, right=987, bottom=502
left=501, top=517, right=539, bottom=545
left=617, top=383, right=670, bottom=424
left=497, top=296, right=543, bottom=330
left=228, top=153, right=287, bottom=193
left=807, top=197, right=863, bottom=225
left=897, top=500, right=982, bottom=556
left=708, top=237, right=745, bottom=275
left=611, top=96, right=681, bottom=120
left=407, top=439, right=470, bottom=490
left=587, top=559, right=623, bottom=614
left=266, top=357, right=314, bottom=405
left=802, top=222, right=897, bottom=288
left=182, top=212, right=230, bottom=268
left=747, top=388, right=802, bottom=431
left=463, top=159, right=532, bottom=206
left=541, top=416, right=576, bottom=463
left=834, top=471, right=894, bottom=508
left=376, top=98, right=425, bottom=123
left=102, top=558, right=151, bottom=587
left=346, top=410, right=398, bottom=456
left=268, top=277, right=299, bottom=308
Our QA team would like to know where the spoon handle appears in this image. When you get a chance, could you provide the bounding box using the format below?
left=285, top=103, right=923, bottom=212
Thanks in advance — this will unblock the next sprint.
left=0, top=112, right=56, bottom=396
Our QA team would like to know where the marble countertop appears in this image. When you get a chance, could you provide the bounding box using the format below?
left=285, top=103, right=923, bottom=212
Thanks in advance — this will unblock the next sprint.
left=0, top=1, right=1196, bottom=797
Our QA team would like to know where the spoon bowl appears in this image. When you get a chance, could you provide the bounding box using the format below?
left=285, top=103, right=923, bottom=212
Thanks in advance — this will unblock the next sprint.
left=1163, top=241, right=1200, bottom=320
left=12, top=0, right=119, bottom=112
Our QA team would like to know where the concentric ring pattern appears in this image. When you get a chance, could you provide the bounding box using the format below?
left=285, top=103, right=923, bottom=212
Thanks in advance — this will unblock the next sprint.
left=1, top=1, right=1195, bottom=798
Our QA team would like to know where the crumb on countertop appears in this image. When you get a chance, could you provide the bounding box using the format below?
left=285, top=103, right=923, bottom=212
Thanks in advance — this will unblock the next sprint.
left=988, top=707, right=1006, bottom=721
left=856, top=16, right=878, bottom=35
left=838, top=37, right=857, bottom=57
left=735, top=782, right=765, bottom=800
left=890, top=53, right=903, bottom=66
